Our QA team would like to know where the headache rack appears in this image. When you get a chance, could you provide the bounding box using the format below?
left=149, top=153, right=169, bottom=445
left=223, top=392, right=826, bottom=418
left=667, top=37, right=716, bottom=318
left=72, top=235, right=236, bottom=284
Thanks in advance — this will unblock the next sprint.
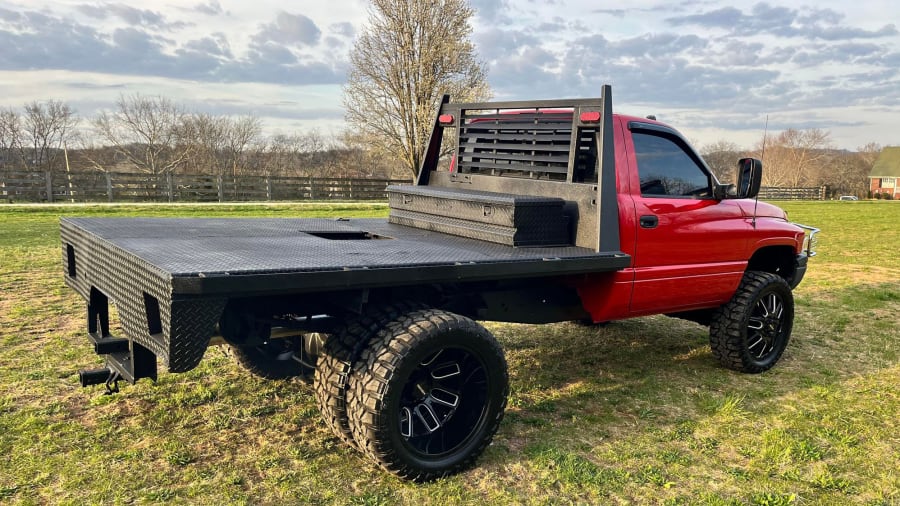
left=453, top=110, right=598, bottom=182
left=412, top=85, right=619, bottom=252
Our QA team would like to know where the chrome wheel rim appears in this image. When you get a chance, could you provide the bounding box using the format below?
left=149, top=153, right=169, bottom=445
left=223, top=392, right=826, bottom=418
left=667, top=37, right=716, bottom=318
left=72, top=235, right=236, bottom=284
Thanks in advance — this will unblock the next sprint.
left=398, top=347, right=488, bottom=457
left=746, top=292, right=786, bottom=360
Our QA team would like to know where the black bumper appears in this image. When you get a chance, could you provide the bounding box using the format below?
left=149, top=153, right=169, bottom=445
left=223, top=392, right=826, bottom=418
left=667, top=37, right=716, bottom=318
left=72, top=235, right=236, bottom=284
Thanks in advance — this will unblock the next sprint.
left=789, top=253, right=809, bottom=289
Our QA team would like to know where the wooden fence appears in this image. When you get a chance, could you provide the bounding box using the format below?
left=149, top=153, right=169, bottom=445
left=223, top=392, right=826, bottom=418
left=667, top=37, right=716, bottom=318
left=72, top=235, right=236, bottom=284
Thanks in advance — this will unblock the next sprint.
left=0, top=170, right=408, bottom=203
left=1, top=170, right=828, bottom=203
left=758, top=186, right=827, bottom=200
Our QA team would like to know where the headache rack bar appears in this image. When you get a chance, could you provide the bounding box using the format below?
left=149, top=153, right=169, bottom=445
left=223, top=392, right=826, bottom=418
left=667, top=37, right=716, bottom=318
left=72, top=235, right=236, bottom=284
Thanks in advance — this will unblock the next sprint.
left=415, top=85, right=619, bottom=253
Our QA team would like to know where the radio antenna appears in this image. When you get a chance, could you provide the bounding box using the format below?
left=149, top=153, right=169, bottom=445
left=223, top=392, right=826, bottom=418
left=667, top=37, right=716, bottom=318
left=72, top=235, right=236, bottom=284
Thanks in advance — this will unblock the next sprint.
left=753, top=115, right=769, bottom=229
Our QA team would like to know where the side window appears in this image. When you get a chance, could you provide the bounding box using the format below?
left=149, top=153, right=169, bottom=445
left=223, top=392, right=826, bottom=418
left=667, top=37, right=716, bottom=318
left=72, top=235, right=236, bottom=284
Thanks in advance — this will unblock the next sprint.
left=632, top=131, right=711, bottom=198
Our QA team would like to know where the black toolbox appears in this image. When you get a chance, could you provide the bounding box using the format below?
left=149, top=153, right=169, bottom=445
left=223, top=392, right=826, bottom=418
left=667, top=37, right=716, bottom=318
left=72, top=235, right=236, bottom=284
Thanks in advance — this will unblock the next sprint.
left=387, top=185, right=569, bottom=247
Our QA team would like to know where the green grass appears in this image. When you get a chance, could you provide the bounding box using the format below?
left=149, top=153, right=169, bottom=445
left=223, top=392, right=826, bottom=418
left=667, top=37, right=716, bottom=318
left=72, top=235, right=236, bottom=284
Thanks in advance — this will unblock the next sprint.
left=1, top=200, right=898, bottom=505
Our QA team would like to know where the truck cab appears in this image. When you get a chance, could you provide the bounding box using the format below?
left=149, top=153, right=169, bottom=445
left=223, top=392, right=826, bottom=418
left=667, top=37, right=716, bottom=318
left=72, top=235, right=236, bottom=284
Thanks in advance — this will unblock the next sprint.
left=578, top=114, right=812, bottom=322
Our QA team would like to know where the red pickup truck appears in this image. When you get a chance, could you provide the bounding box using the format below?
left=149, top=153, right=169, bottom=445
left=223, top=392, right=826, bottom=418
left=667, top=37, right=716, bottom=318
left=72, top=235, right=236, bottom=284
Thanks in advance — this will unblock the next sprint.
left=62, top=85, right=818, bottom=481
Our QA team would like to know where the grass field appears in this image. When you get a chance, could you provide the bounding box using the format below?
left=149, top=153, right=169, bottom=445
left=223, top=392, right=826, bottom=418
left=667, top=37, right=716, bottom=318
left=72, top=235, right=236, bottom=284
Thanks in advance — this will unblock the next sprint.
left=1, top=201, right=898, bottom=505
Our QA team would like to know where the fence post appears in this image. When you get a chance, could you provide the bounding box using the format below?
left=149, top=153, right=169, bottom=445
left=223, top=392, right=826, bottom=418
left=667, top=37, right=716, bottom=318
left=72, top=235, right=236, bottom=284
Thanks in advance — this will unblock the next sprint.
left=45, top=171, right=54, bottom=203
left=217, top=175, right=223, bottom=202
left=106, top=172, right=113, bottom=202
left=266, top=177, right=272, bottom=201
left=167, top=173, right=174, bottom=203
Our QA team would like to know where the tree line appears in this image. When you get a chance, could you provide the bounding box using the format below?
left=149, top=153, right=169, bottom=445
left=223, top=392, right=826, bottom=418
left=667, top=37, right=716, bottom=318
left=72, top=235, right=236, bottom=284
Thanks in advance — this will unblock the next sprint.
left=0, top=96, right=398, bottom=180
left=701, top=130, right=880, bottom=198
left=0, top=95, right=882, bottom=197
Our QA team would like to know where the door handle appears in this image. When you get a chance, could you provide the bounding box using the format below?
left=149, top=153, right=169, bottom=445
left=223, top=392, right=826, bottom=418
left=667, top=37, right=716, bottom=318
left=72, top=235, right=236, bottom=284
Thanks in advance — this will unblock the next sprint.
left=640, top=215, right=659, bottom=229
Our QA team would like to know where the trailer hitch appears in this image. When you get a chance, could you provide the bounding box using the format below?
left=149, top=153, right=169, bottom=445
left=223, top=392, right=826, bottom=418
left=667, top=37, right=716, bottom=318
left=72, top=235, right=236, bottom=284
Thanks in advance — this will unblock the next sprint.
left=78, top=289, right=158, bottom=393
left=78, top=367, right=122, bottom=394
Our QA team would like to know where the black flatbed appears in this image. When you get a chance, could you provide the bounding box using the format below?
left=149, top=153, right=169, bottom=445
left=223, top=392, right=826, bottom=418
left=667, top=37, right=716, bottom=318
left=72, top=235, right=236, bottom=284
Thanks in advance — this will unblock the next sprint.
left=62, top=217, right=630, bottom=297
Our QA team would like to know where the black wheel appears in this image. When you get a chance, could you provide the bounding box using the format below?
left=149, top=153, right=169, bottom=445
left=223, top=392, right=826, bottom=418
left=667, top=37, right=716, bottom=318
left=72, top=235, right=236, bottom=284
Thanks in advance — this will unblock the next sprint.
left=229, top=333, right=325, bottom=381
left=710, top=271, right=794, bottom=373
left=346, top=308, right=508, bottom=481
left=313, top=301, right=423, bottom=447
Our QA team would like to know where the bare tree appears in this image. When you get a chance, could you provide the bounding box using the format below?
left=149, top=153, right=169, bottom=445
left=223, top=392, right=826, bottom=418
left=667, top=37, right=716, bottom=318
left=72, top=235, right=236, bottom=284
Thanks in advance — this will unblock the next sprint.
left=344, top=0, right=490, bottom=180
left=755, top=128, right=832, bottom=187
left=71, top=134, right=119, bottom=174
left=0, top=109, right=25, bottom=170
left=258, top=134, right=306, bottom=177
left=820, top=143, right=881, bottom=197
left=339, top=130, right=394, bottom=179
left=92, top=94, right=192, bottom=174
left=223, top=116, right=262, bottom=177
left=857, top=142, right=882, bottom=170
left=172, top=114, right=263, bottom=177
left=182, top=113, right=228, bottom=175
left=700, top=140, right=744, bottom=182
left=22, top=100, right=79, bottom=172
left=816, top=150, right=870, bottom=197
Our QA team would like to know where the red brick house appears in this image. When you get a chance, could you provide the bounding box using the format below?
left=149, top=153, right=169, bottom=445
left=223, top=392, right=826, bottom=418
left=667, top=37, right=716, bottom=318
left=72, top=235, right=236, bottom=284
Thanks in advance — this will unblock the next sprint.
left=870, top=146, right=900, bottom=199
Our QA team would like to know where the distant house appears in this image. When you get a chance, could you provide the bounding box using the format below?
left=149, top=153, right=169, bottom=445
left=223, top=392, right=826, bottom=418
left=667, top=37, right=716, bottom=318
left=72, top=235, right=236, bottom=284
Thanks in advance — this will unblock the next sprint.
left=870, top=147, right=900, bottom=199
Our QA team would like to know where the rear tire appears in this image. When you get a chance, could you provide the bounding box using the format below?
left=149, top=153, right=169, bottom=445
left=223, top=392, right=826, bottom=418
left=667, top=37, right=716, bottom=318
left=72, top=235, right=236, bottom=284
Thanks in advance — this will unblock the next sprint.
left=313, top=302, right=423, bottom=447
left=346, top=308, right=508, bottom=481
left=709, top=271, right=794, bottom=373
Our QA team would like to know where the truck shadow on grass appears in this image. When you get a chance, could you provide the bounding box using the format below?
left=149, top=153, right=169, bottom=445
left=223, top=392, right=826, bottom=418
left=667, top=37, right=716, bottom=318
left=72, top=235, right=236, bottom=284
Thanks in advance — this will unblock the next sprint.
left=492, top=279, right=898, bottom=416
left=473, top=280, right=899, bottom=503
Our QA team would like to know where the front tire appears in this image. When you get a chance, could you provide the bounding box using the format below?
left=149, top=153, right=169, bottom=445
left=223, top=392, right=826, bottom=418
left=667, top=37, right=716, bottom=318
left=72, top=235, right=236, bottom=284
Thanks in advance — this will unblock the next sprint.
left=346, top=308, right=508, bottom=481
left=710, top=271, right=794, bottom=373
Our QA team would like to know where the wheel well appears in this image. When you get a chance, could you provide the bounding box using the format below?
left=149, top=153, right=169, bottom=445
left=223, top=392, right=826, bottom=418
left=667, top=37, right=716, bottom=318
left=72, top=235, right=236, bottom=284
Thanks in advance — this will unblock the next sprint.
left=747, top=246, right=795, bottom=282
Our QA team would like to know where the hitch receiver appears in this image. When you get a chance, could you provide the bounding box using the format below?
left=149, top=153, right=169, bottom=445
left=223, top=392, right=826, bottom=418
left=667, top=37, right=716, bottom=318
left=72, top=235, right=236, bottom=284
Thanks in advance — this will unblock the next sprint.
left=79, top=367, right=112, bottom=387
left=80, top=289, right=158, bottom=391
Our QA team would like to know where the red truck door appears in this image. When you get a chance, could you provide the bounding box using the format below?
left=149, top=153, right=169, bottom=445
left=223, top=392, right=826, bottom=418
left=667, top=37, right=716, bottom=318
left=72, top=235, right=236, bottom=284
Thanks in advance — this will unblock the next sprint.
left=622, top=120, right=749, bottom=314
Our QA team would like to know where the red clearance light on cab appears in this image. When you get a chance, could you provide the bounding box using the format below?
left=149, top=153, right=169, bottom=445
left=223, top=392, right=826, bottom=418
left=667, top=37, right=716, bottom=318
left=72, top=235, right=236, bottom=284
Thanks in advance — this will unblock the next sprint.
left=438, top=114, right=454, bottom=125
left=579, top=111, right=601, bottom=123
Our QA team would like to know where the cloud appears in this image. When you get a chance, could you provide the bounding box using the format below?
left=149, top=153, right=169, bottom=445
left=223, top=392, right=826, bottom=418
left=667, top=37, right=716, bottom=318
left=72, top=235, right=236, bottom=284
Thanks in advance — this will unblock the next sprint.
left=329, top=22, right=355, bottom=38
left=66, top=81, right=128, bottom=90
left=193, top=1, right=224, bottom=16
left=185, top=98, right=344, bottom=122
left=252, top=11, right=321, bottom=47
left=323, top=22, right=355, bottom=49
left=471, top=0, right=511, bottom=23
left=475, top=28, right=541, bottom=61
left=183, top=34, right=232, bottom=59
left=666, top=6, right=743, bottom=28
left=593, top=9, right=626, bottom=18
left=789, top=42, right=883, bottom=66
left=75, top=3, right=189, bottom=31
left=0, top=7, right=344, bottom=86
left=470, top=1, right=899, bottom=140
left=667, top=3, right=897, bottom=40
left=609, top=33, right=708, bottom=57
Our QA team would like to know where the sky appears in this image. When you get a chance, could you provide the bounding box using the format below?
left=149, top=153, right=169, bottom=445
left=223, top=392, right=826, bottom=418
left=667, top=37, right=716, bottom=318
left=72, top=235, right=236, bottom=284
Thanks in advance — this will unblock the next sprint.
left=0, top=0, right=898, bottom=151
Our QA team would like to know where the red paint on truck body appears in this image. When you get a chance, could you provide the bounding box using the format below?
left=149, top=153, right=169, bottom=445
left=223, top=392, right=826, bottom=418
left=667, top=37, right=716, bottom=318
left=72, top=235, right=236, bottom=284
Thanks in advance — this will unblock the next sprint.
left=575, top=115, right=803, bottom=322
